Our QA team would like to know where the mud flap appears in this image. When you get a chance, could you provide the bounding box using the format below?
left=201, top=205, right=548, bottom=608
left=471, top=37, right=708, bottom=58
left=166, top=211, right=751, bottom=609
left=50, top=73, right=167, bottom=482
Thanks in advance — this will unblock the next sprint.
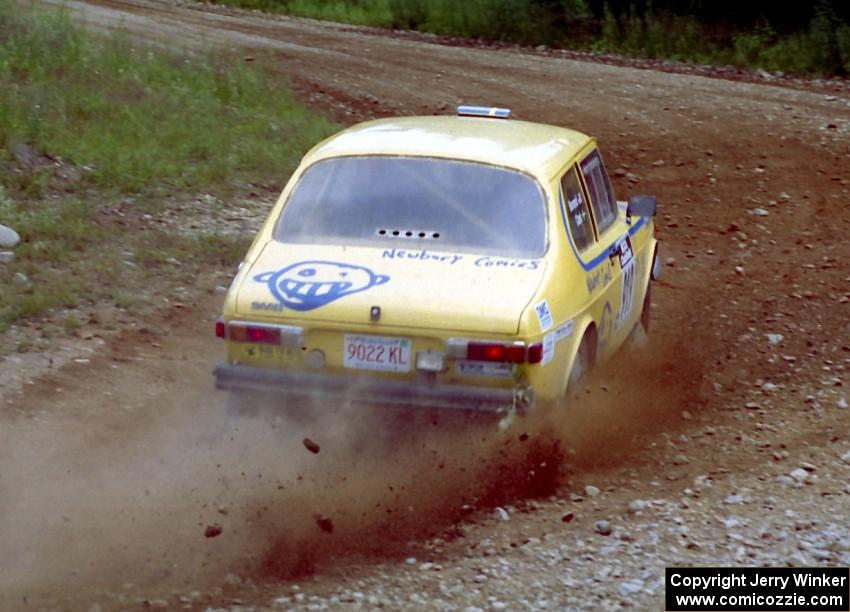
left=498, top=382, right=534, bottom=431
left=651, top=243, right=661, bottom=280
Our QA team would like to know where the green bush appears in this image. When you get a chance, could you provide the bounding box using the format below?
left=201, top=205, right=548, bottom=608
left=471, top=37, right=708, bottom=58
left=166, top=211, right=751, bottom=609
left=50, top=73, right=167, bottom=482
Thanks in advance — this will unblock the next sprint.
left=595, top=2, right=619, bottom=52
left=808, top=2, right=842, bottom=74
left=838, top=24, right=850, bottom=72
left=286, top=0, right=393, bottom=26
left=388, top=0, right=428, bottom=29
left=403, top=0, right=542, bottom=43
left=734, top=32, right=767, bottom=66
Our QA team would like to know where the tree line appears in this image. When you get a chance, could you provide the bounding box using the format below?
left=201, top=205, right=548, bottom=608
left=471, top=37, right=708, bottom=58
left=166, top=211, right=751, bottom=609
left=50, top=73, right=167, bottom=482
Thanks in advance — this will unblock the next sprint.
left=213, top=0, right=850, bottom=76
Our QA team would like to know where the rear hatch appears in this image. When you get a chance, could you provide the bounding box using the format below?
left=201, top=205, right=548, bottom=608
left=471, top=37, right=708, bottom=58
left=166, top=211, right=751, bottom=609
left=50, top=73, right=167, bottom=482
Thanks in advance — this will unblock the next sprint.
left=236, top=242, right=545, bottom=334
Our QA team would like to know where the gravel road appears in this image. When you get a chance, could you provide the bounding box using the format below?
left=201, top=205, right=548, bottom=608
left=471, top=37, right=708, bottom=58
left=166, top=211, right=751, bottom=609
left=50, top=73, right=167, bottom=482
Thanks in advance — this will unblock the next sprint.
left=2, top=0, right=849, bottom=609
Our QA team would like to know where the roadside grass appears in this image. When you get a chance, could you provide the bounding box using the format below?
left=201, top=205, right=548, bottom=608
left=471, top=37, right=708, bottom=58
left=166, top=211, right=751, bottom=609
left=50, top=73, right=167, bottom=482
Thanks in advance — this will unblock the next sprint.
left=0, top=2, right=334, bottom=195
left=0, top=0, right=337, bottom=339
left=230, top=0, right=394, bottom=26
left=0, top=185, right=251, bottom=335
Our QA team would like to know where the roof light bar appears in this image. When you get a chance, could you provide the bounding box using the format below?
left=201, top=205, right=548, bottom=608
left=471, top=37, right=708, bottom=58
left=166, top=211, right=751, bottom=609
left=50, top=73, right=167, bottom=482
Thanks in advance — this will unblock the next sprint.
left=457, top=105, right=511, bottom=119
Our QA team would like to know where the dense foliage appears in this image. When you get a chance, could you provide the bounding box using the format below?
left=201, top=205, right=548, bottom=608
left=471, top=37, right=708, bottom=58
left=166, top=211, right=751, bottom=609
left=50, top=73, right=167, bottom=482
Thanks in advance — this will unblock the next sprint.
left=581, top=1, right=850, bottom=30
left=213, top=0, right=850, bottom=76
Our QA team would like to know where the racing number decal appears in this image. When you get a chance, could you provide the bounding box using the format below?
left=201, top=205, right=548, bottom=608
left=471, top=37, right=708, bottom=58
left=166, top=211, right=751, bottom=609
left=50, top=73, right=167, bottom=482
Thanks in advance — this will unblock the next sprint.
left=615, top=235, right=635, bottom=328
left=616, top=235, right=634, bottom=269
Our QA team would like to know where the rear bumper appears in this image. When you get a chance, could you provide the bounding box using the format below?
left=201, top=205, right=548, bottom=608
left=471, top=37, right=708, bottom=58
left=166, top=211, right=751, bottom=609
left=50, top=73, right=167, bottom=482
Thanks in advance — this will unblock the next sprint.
left=213, top=363, right=528, bottom=414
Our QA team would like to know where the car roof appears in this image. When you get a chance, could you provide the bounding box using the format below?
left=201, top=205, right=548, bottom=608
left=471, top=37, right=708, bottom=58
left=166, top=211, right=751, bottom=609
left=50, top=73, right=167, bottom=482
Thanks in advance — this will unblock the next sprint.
left=305, top=115, right=593, bottom=180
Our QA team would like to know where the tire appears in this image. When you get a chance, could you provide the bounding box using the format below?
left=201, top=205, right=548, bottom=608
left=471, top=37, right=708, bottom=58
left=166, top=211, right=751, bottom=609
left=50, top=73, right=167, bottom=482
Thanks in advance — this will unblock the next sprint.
left=568, top=348, right=587, bottom=387
left=640, top=281, right=652, bottom=333
left=624, top=282, right=652, bottom=349
left=568, top=330, right=596, bottom=387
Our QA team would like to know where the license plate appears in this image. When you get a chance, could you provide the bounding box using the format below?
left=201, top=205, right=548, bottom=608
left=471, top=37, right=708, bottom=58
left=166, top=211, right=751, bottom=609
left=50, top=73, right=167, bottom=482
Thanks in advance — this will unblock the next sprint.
left=343, top=334, right=411, bottom=372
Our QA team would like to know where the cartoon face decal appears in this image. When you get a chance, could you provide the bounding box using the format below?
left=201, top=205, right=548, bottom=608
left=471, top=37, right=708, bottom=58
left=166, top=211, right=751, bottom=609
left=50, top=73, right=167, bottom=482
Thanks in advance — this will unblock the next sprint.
left=254, top=260, right=389, bottom=311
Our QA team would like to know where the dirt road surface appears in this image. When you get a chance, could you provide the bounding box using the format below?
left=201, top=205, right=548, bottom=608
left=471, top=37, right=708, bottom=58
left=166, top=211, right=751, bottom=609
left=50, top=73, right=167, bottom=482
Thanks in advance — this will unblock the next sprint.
left=2, top=0, right=850, bottom=609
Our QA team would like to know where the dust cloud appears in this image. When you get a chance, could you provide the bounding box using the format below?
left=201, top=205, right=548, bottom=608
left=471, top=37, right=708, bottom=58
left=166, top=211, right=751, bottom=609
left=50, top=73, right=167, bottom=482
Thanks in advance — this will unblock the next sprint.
left=556, top=331, right=703, bottom=469
left=0, top=388, right=553, bottom=607
left=0, top=330, right=697, bottom=608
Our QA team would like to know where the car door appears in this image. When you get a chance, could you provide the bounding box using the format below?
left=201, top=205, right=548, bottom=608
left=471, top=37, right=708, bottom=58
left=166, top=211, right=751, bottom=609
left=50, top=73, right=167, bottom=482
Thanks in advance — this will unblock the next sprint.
left=577, top=148, right=634, bottom=356
left=559, top=162, right=619, bottom=356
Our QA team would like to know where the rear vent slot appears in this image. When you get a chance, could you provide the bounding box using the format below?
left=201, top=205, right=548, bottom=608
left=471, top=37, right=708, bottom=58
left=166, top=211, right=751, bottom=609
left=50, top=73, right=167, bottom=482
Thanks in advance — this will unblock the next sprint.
left=377, top=229, right=440, bottom=240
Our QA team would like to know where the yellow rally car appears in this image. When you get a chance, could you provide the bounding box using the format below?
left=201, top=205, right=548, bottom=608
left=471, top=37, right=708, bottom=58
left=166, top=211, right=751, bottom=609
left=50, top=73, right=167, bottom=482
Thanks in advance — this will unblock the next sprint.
left=214, top=106, right=659, bottom=418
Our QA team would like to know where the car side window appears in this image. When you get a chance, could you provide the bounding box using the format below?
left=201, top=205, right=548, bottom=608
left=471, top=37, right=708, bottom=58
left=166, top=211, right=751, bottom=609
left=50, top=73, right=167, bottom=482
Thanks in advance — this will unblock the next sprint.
left=560, top=166, right=594, bottom=251
left=579, top=149, right=618, bottom=233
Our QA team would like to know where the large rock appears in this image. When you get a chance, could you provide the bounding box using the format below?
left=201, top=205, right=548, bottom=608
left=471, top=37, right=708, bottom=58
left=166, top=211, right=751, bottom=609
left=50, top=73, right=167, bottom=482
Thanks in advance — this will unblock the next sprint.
left=0, top=224, right=19, bottom=248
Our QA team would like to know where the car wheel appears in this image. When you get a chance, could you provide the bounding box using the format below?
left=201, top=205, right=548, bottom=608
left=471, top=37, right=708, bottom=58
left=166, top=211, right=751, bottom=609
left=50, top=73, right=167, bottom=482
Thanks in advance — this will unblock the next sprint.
left=640, top=281, right=652, bottom=333
left=624, top=281, right=652, bottom=349
left=568, top=350, right=586, bottom=387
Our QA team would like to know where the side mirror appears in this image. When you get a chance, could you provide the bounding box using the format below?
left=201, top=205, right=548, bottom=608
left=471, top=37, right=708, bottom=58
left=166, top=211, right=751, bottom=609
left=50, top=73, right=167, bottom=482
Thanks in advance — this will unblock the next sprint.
left=627, top=195, right=657, bottom=218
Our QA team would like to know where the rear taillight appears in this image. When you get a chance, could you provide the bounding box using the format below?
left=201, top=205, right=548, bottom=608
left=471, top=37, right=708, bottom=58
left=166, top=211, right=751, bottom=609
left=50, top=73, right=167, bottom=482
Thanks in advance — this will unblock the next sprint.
left=218, top=321, right=304, bottom=347
left=467, top=342, right=526, bottom=363
left=450, top=339, right=541, bottom=364
left=227, top=323, right=281, bottom=345
left=526, top=342, right=543, bottom=364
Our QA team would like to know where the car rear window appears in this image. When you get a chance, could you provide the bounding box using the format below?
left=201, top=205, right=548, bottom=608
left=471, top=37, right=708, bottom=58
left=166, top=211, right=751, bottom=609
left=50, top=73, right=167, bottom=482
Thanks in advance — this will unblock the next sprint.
left=561, top=165, right=594, bottom=251
left=274, top=156, right=547, bottom=258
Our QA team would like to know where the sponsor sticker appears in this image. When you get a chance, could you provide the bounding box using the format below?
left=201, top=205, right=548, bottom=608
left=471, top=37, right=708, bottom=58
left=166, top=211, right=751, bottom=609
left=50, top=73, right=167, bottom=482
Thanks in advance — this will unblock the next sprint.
left=554, top=320, right=574, bottom=343
left=456, top=360, right=513, bottom=379
left=534, top=299, right=553, bottom=332
left=541, top=332, right=555, bottom=365
left=239, top=344, right=298, bottom=364
left=616, top=234, right=634, bottom=268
